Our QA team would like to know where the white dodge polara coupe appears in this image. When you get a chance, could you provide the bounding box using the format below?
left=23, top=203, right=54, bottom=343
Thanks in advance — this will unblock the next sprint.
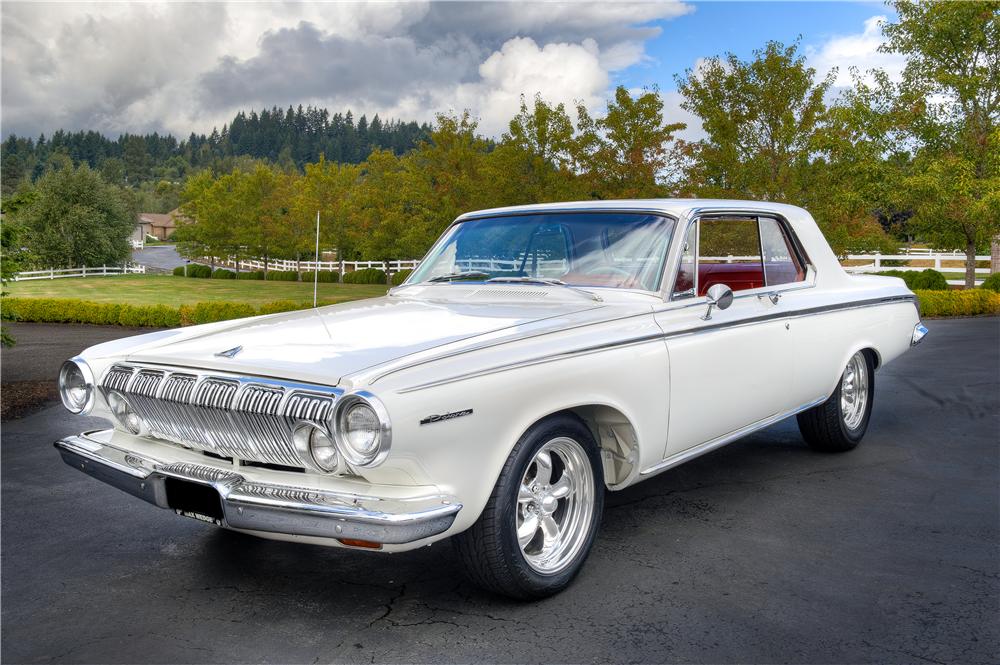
left=55, top=200, right=928, bottom=598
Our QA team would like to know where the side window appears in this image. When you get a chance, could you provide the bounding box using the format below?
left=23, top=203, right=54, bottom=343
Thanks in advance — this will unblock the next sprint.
left=672, top=223, right=697, bottom=298
left=759, top=217, right=806, bottom=286
left=697, top=218, right=764, bottom=295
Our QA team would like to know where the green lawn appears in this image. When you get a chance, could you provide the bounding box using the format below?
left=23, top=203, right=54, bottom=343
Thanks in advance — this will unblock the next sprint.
left=6, top=275, right=388, bottom=307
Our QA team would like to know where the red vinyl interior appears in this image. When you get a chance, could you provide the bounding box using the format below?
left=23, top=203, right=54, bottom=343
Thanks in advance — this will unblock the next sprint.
left=674, top=262, right=804, bottom=296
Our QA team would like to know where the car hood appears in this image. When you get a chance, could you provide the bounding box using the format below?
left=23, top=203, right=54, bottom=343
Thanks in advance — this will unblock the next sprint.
left=112, top=295, right=607, bottom=386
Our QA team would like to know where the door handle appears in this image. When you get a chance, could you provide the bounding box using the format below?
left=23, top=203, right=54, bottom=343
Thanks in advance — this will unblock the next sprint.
left=758, top=292, right=780, bottom=305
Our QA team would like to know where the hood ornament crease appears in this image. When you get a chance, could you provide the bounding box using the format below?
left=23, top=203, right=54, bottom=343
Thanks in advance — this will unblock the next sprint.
left=215, top=345, right=243, bottom=359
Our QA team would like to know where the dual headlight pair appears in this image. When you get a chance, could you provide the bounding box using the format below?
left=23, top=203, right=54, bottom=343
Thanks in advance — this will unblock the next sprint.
left=59, top=358, right=391, bottom=473
left=292, top=392, right=391, bottom=472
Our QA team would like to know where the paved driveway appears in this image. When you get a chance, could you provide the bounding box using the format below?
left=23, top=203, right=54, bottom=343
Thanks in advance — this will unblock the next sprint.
left=2, top=318, right=997, bottom=663
left=131, top=244, right=186, bottom=271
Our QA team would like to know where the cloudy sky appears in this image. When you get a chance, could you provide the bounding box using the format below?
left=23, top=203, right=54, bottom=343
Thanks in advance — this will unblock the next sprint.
left=1, top=1, right=905, bottom=140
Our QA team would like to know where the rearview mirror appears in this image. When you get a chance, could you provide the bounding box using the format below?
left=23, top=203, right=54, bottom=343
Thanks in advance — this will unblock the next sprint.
left=701, top=284, right=733, bottom=321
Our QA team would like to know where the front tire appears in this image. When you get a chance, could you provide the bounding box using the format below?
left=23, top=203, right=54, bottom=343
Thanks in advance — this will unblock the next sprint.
left=453, top=414, right=605, bottom=599
left=797, top=350, right=875, bottom=452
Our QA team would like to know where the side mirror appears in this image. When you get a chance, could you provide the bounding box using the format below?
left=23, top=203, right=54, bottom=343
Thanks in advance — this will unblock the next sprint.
left=701, top=283, right=734, bottom=321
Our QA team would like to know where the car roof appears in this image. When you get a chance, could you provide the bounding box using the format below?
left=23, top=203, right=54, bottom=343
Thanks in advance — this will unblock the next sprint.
left=455, top=199, right=808, bottom=221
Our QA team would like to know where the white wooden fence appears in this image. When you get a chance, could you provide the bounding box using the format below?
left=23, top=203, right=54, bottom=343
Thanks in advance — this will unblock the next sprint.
left=11, top=265, right=146, bottom=281
left=210, top=257, right=421, bottom=275
left=843, top=252, right=990, bottom=286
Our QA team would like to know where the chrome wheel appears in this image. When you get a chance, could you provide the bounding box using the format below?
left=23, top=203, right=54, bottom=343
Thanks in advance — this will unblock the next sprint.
left=516, top=436, right=596, bottom=574
left=840, top=351, right=869, bottom=431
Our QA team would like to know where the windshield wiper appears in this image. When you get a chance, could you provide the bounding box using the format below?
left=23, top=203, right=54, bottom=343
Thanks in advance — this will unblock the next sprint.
left=427, top=271, right=490, bottom=283
left=484, top=276, right=602, bottom=302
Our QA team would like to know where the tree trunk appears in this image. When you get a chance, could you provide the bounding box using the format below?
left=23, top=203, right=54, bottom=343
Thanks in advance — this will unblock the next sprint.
left=263, top=253, right=269, bottom=280
left=965, top=240, right=977, bottom=290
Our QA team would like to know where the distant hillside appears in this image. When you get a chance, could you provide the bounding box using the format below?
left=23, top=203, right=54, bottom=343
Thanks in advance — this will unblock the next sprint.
left=1, top=105, right=432, bottom=194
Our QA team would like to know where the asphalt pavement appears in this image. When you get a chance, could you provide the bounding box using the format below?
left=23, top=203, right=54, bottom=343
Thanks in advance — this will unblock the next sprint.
left=2, top=318, right=998, bottom=664
left=131, top=244, right=186, bottom=271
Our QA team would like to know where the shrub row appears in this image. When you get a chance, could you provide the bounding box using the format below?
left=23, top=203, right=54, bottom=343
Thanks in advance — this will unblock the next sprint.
left=171, top=264, right=213, bottom=278
left=980, top=272, right=1000, bottom=292
left=1, top=298, right=183, bottom=327
left=343, top=267, right=387, bottom=284
left=301, top=270, right=341, bottom=283
left=875, top=269, right=949, bottom=290
left=915, top=289, right=1000, bottom=318
left=391, top=269, right=414, bottom=286
left=1, top=297, right=323, bottom=328
left=173, top=266, right=344, bottom=282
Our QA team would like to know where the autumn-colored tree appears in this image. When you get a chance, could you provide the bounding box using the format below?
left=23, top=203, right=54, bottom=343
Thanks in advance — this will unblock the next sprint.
left=486, top=96, right=582, bottom=205
left=676, top=41, right=832, bottom=203
left=575, top=86, right=685, bottom=199
left=291, top=156, right=360, bottom=266
left=233, top=165, right=293, bottom=278
left=175, top=170, right=237, bottom=270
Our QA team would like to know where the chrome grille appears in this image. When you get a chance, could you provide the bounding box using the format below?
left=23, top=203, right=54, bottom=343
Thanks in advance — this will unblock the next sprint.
left=104, top=365, right=134, bottom=391
left=100, top=364, right=341, bottom=468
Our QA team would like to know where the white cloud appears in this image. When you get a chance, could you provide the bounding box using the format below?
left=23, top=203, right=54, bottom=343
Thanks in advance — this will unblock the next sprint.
left=453, top=37, right=609, bottom=136
left=807, top=15, right=906, bottom=87
left=1, top=1, right=693, bottom=138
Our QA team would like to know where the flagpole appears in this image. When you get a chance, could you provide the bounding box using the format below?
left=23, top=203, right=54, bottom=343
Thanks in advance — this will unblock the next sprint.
left=313, top=210, right=320, bottom=308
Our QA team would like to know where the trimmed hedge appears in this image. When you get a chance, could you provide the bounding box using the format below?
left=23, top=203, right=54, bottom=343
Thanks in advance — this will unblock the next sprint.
left=172, top=265, right=184, bottom=276
left=343, top=267, right=387, bottom=284
left=257, top=300, right=309, bottom=315
left=391, top=269, right=414, bottom=286
left=875, top=269, right=949, bottom=291
left=187, top=264, right=212, bottom=278
left=179, top=301, right=256, bottom=325
left=1, top=298, right=182, bottom=327
left=1, top=297, right=325, bottom=327
left=301, top=270, right=340, bottom=283
left=915, top=289, right=1000, bottom=317
left=265, top=270, right=300, bottom=281
left=211, top=268, right=236, bottom=279
left=237, top=270, right=265, bottom=280
left=980, top=272, right=1000, bottom=293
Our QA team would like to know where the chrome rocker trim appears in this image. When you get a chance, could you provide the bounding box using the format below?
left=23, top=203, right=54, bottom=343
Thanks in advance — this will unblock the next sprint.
left=54, top=430, right=461, bottom=545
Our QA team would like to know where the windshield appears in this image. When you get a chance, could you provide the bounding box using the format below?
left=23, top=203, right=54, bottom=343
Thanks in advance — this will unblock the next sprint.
left=407, top=212, right=675, bottom=291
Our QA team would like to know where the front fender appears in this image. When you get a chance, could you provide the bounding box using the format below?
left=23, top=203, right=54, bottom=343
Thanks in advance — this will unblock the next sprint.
left=372, top=335, right=670, bottom=536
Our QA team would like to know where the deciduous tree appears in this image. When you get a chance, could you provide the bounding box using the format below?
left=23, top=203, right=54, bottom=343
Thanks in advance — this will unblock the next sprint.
left=882, top=0, right=1000, bottom=286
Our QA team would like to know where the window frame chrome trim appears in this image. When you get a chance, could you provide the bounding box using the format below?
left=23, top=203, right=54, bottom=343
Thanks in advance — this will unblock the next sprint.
left=401, top=208, right=680, bottom=296
left=664, top=208, right=816, bottom=303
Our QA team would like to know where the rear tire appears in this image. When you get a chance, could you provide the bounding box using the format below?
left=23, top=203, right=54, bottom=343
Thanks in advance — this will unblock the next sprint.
left=797, top=350, right=875, bottom=452
left=453, top=414, right=604, bottom=599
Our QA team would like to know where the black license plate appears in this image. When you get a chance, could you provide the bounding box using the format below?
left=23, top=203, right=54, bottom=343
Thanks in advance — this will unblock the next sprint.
left=164, top=477, right=224, bottom=524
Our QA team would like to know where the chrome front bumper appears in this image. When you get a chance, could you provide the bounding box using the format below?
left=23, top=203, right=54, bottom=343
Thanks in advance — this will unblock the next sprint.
left=55, top=431, right=461, bottom=546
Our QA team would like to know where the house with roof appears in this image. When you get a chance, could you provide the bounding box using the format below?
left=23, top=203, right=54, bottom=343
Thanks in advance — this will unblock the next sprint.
left=138, top=209, right=181, bottom=241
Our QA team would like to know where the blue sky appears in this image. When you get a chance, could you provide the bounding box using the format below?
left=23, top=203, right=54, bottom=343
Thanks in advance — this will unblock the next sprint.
left=624, top=2, right=898, bottom=92
left=2, top=1, right=904, bottom=138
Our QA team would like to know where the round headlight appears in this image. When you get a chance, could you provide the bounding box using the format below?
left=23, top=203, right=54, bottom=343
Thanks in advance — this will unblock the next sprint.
left=107, top=391, right=144, bottom=435
left=293, top=423, right=339, bottom=472
left=335, top=392, right=391, bottom=467
left=58, top=358, right=95, bottom=414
